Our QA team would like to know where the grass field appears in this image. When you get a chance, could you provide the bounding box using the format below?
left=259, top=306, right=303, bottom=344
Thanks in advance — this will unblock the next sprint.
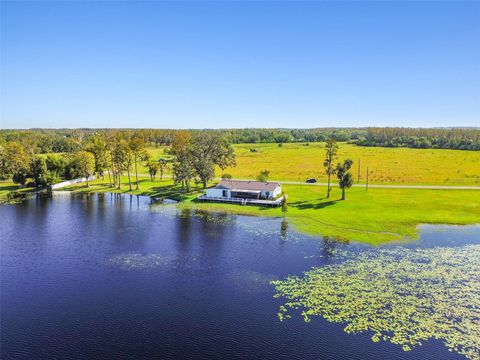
left=217, top=143, right=480, bottom=185
left=46, top=142, right=480, bottom=186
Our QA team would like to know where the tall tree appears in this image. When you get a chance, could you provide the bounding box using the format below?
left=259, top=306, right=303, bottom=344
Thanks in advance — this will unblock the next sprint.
left=129, top=136, right=146, bottom=190
left=123, top=140, right=134, bottom=191
left=158, top=158, right=168, bottom=180
left=85, top=135, right=109, bottom=180
left=217, top=142, right=236, bottom=176
left=73, top=151, right=95, bottom=187
left=324, top=138, right=338, bottom=198
left=171, top=131, right=194, bottom=191
left=172, top=158, right=195, bottom=192
left=111, top=137, right=132, bottom=190
left=104, top=132, right=118, bottom=188
left=336, top=159, right=354, bottom=200
left=146, top=160, right=159, bottom=181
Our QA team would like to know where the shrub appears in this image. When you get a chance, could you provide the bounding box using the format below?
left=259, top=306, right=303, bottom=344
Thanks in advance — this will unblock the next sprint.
left=257, top=170, right=270, bottom=182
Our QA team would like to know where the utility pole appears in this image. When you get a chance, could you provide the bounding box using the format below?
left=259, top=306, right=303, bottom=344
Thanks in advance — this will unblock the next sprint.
left=366, top=167, right=369, bottom=191
left=358, top=159, right=361, bottom=183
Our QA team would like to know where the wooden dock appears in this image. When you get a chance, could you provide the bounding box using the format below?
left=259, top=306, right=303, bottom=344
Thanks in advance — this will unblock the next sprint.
left=197, top=195, right=284, bottom=207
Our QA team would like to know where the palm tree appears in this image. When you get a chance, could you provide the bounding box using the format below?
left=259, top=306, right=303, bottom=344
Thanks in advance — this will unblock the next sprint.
left=336, top=159, right=354, bottom=200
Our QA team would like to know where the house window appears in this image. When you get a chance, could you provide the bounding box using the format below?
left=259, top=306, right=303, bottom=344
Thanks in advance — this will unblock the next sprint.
left=223, top=190, right=228, bottom=197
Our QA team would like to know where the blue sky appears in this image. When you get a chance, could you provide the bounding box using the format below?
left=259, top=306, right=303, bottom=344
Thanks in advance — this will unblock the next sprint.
left=1, top=1, right=479, bottom=129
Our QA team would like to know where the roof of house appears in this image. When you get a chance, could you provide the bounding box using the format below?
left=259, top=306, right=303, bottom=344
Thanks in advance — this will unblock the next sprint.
left=215, top=180, right=281, bottom=192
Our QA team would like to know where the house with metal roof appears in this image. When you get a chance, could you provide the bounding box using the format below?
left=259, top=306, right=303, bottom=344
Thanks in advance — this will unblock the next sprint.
left=198, top=180, right=283, bottom=206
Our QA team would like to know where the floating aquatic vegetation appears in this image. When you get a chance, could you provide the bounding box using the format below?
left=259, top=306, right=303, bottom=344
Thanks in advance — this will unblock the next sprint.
left=272, top=245, right=480, bottom=360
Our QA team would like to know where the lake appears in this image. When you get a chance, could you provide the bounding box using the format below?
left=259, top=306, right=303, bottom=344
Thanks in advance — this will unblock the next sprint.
left=1, top=193, right=479, bottom=359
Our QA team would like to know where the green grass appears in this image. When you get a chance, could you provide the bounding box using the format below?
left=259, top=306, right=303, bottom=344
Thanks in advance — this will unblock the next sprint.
left=59, top=176, right=205, bottom=202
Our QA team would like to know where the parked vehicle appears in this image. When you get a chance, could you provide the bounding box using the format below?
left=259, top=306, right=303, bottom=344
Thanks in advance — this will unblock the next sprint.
left=306, top=178, right=317, bottom=183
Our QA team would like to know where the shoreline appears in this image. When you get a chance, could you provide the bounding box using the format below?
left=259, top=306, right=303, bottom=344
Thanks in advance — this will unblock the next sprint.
left=2, top=178, right=479, bottom=245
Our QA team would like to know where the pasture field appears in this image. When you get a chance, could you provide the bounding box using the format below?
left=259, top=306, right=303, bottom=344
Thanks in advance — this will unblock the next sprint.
left=218, top=143, right=480, bottom=186
left=45, top=142, right=480, bottom=186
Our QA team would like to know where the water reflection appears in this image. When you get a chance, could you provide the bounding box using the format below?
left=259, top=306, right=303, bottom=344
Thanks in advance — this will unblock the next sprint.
left=280, top=220, right=288, bottom=241
left=321, top=236, right=350, bottom=259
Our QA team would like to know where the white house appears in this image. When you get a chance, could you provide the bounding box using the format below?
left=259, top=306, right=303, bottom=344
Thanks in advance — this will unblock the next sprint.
left=205, top=180, right=282, bottom=200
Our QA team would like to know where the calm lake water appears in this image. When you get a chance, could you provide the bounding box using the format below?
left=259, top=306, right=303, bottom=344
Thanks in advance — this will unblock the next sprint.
left=1, top=193, right=478, bottom=360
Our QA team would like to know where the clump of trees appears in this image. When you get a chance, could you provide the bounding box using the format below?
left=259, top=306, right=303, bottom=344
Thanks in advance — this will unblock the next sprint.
left=0, top=130, right=236, bottom=191
left=170, top=131, right=236, bottom=192
left=0, top=142, right=60, bottom=187
left=0, top=131, right=150, bottom=190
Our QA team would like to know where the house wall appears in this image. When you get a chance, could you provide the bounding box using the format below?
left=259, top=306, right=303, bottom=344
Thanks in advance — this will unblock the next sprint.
left=206, top=188, right=229, bottom=198
left=206, top=185, right=281, bottom=199
left=261, top=186, right=282, bottom=199
left=273, top=186, right=282, bottom=198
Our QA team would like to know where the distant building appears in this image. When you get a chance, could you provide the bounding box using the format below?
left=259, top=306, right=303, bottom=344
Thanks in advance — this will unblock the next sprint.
left=205, top=180, right=282, bottom=200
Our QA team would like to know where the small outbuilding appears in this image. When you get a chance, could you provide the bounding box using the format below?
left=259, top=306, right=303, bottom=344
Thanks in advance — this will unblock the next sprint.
left=205, top=180, right=282, bottom=200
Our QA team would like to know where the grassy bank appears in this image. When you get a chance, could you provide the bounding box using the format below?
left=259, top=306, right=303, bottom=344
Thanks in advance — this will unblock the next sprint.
left=187, top=184, right=480, bottom=244
left=58, top=177, right=205, bottom=202
left=3, top=177, right=474, bottom=245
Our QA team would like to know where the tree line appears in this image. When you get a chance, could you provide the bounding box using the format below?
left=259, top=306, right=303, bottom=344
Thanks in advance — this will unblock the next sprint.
left=356, top=127, right=479, bottom=150
left=1, top=127, right=478, bottom=152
